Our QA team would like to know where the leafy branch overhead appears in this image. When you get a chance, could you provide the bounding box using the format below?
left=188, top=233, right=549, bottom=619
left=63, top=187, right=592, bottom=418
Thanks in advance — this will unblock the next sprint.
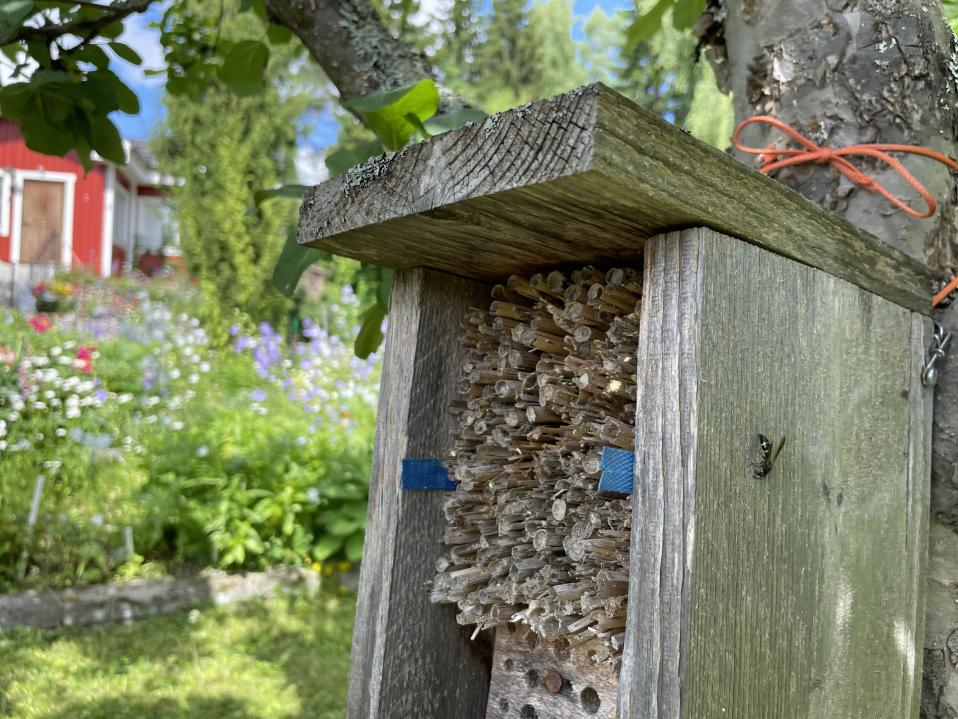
left=627, top=0, right=707, bottom=45
left=0, top=0, right=291, bottom=168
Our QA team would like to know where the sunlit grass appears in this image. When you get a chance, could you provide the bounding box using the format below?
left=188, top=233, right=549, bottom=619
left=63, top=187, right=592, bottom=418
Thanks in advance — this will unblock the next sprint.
left=0, top=588, right=355, bottom=719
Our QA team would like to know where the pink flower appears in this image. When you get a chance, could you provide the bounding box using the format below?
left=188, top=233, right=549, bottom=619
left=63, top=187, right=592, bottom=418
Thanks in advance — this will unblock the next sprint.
left=28, top=315, right=52, bottom=333
left=76, top=346, right=94, bottom=374
left=0, top=347, right=14, bottom=370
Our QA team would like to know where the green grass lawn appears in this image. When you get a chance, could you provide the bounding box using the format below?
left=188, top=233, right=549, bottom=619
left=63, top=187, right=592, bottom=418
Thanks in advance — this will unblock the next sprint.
left=0, top=588, right=356, bottom=719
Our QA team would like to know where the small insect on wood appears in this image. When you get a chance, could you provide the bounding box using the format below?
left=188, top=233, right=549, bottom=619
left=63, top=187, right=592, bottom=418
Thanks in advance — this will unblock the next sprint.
left=296, top=84, right=934, bottom=719
left=753, top=433, right=786, bottom=479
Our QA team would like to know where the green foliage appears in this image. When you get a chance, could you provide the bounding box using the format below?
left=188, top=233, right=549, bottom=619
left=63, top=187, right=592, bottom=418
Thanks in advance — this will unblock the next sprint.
left=945, top=1, right=958, bottom=35
left=0, top=0, right=305, bottom=166
left=154, top=16, right=306, bottom=337
left=218, top=39, right=271, bottom=96
left=0, top=592, right=356, bottom=719
left=0, top=279, right=380, bottom=591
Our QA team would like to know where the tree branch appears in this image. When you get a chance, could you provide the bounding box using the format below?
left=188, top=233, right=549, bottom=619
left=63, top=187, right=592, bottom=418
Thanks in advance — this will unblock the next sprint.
left=2, top=0, right=157, bottom=48
left=262, top=0, right=467, bottom=114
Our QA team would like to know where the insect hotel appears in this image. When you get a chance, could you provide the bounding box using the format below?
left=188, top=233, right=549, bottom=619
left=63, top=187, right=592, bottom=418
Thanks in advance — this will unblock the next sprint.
left=299, top=85, right=933, bottom=719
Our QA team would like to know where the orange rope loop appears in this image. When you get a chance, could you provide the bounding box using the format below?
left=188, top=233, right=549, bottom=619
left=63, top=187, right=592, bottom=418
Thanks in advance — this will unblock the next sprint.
left=733, top=116, right=958, bottom=307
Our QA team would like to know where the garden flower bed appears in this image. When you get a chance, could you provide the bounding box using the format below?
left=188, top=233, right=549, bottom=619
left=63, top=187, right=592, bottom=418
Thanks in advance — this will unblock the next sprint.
left=0, top=277, right=379, bottom=593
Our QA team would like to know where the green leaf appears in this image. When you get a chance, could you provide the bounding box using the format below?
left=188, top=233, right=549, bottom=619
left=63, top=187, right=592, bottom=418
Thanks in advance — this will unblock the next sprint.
left=343, top=79, right=439, bottom=151
left=423, top=107, right=487, bottom=135
left=313, top=534, right=343, bottom=561
left=626, top=0, right=672, bottom=47
left=100, top=20, right=125, bottom=39
left=272, top=228, right=332, bottom=298
left=671, top=0, right=706, bottom=28
left=1, top=43, right=21, bottom=62
left=375, top=269, right=392, bottom=309
left=345, top=532, right=365, bottom=562
left=112, top=79, right=140, bottom=114
left=72, top=44, right=111, bottom=69
left=108, top=41, right=142, bottom=65
left=267, top=24, right=294, bottom=44
left=325, top=139, right=384, bottom=176
left=218, top=39, right=269, bottom=96
left=354, top=303, right=386, bottom=359
left=253, top=184, right=309, bottom=206
left=0, top=1, right=33, bottom=36
left=90, top=116, right=125, bottom=164
left=404, top=112, right=431, bottom=139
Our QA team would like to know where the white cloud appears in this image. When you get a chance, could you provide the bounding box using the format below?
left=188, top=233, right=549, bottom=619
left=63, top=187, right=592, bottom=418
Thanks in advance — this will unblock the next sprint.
left=296, top=145, right=330, bottom=186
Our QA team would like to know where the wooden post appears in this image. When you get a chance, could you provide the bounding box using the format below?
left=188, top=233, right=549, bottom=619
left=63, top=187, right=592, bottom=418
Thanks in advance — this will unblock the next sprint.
left=348, top=267, right=492, bottom=719
left=621, top=227, right=931, bottom=718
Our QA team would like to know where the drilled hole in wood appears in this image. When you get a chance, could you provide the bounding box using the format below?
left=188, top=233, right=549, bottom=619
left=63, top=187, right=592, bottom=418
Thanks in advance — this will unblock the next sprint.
left=498, top=698, right=509, bottom=712
left=526, top=669, right=539, bottom=688
left=503, top=658, right=514, bottom=672
left=581, top=687, right=600, bottom=714
left=519, top=705, right=537, bottom=719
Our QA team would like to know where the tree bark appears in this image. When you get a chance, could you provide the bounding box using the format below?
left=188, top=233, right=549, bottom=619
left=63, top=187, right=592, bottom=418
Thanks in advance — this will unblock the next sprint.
left=720, top=2, right=958, bottom=716
left=263, top=0, right=465, bottom=113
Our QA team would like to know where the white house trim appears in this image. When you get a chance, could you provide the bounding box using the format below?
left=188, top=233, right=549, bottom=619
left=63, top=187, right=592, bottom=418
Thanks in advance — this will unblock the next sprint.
left=0, top=169, right=11, bottom=237
left=10, top=169, right=76, bottom=268
left=100, top=164, right=116, bottom=277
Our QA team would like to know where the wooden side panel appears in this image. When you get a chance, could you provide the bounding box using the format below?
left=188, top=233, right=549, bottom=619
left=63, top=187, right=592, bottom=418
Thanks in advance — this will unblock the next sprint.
left=347, top=268, right=492, bottom=719
left=620, top=228, right=931, bottom=719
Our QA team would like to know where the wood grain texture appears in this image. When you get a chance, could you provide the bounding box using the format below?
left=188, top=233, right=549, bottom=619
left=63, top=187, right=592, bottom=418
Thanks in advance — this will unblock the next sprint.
left=298, top=84, right=933, bottom=314
left=347, top=268, right=492, bottom=719
left=619, top=228, right=931, bottom=719
left=486, top=627, right=618, bottom=719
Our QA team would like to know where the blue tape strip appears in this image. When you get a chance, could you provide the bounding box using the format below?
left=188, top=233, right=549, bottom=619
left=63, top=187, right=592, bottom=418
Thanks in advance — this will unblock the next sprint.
left=597, top=446, right=634, bottom=494
left=401, top=458, right=456, bottom=490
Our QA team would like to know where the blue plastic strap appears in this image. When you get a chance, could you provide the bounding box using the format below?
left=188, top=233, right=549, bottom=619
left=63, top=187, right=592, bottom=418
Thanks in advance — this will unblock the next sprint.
left=597, top=446, right=634, bottom=494
left=401, top=458, right=456, bottom=490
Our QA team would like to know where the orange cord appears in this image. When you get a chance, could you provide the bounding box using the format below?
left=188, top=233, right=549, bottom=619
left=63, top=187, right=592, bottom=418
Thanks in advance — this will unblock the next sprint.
left=733, top=116, right=958, bottom=307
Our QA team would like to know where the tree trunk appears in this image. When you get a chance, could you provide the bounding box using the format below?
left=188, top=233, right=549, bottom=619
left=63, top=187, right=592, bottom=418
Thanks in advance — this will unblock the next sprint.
left=263, top=0, right=466, bottom=113
left=721, top=2, right=958, bottom=716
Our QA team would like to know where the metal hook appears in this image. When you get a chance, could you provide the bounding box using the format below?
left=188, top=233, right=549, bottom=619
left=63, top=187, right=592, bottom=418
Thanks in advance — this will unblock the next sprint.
left=922, top=323, right=952, bottom=387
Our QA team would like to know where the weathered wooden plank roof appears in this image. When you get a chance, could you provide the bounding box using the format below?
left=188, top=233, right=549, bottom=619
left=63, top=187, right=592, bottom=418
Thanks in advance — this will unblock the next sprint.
left=298, top=83, right=934, bottom=313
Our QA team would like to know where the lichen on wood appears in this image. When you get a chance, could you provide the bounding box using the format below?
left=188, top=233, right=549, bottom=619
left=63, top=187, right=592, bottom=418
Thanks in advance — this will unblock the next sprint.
left=430, top=264, right=642, bottom=667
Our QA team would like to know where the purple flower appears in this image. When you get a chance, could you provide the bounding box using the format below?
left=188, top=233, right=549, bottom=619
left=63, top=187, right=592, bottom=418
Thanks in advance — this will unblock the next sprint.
left=250, top=389, right=267, bottom=402
left=229, top=324, right=241, bottom=337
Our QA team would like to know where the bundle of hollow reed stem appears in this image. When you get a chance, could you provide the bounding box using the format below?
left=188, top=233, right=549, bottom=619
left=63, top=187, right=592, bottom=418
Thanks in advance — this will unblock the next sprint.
left=429, top=265, right=641, bottom=667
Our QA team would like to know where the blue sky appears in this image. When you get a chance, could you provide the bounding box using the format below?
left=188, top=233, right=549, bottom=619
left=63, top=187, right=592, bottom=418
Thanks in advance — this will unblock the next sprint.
left=112, top=0, right=632, bottom=182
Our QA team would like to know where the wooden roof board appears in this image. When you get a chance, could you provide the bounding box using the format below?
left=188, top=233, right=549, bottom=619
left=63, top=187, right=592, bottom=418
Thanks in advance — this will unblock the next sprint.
left=298, top=83, right=934, bottom=314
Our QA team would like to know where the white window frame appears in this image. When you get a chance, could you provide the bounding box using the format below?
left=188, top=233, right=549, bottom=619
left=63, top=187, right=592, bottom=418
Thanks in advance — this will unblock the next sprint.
left=10, top=169, right=76, bottom=267
left=0, top=171, right=11, bottom=237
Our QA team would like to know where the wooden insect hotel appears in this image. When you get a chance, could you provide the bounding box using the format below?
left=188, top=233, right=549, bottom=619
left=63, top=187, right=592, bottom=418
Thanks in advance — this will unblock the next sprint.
left=299, top=85, right=934, bottom=719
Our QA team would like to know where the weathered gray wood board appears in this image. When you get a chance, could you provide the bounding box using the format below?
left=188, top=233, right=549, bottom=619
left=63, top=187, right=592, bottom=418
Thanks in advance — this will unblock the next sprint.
left=486, top=627, right=618, bottom=719
left=347, top=268, right=492, bottom=719
left=620, top=228, right=932, bottom=718
left=298, top=84, right=933, bottom=314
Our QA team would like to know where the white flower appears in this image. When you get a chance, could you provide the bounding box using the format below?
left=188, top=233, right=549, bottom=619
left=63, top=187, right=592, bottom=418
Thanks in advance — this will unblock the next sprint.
left=169, top=368, right=181, bottom=379
left=49, top=346, right=62, bottom=357
left=199, top=362, right=210, bottom=373
left=196, top=445, right=209, bottom=458
left=0, top=420, right=5, bottom=438
left=55, top=428, right=66, bottom=438
left=188, top=373, right=199, bottom=384
left=91, top=514, right=103, bottom=527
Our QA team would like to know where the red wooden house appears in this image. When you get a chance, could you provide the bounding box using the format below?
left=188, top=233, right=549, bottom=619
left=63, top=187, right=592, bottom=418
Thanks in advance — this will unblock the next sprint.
left=0, top=119, right=178, bottom=279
